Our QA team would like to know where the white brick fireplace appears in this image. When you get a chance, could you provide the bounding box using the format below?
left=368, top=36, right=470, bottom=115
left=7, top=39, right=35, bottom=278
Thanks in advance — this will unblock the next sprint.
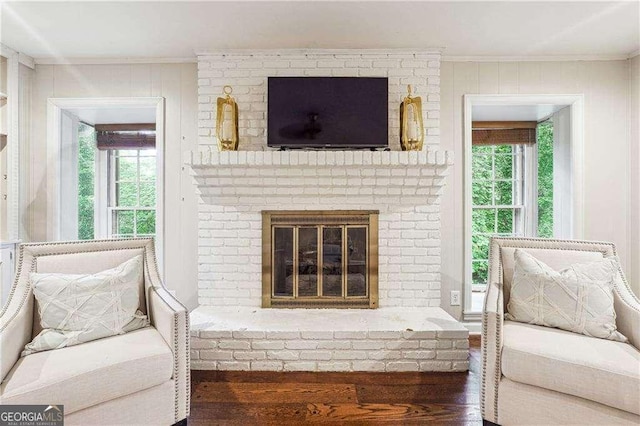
left=187, top=50, right=469, bottom=372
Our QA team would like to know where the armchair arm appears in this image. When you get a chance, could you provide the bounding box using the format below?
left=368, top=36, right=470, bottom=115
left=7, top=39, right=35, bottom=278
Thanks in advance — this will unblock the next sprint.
left=147, top=285, right=190, bottom=422
left=613, top=271, right=640, bottom=350
left=0, top=294, right=33, bottom=383
left=1, top=248, right=35, bottom=383
left=481, top=279, right=504, bottom=424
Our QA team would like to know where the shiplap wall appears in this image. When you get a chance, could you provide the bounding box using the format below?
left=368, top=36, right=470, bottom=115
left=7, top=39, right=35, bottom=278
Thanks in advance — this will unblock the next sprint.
left=629, top=55, right=640, bottom=295
left=29, top=63, right=199, bottom=309
left=439, top=60, right=636, bottom=318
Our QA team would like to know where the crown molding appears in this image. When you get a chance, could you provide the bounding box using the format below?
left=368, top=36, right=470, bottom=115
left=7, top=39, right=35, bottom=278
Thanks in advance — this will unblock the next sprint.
left=442, top=54, right=631, bottom=62
left=33, top=57, right=197, bottom=65
left=0, top=43, right=35, bottom=69
left=628, top=50, right=640, bottom=59
left=195, top=48, right=444, bottom=57
left=29, top=49, right=638, bottom=65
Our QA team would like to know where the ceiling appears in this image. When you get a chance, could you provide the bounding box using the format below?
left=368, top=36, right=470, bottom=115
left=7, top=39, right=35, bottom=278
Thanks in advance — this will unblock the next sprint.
left=472, top=104, right=568, bottom=122
left=2, top=1, right=638, bottom=61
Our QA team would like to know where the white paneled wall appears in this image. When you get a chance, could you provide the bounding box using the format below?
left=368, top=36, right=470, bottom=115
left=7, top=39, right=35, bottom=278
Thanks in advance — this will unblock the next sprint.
left=629, top=55, right=640, bottom=296
left=29, top=63, right=199, bottom=309
left=439, top=60, right=636, bottom=318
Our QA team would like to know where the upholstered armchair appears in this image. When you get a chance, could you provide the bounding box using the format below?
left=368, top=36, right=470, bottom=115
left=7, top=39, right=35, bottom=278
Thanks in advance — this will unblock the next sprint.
left=0, top=239, right=190, bottom=425
left=481, top=237, right=640, bottom=425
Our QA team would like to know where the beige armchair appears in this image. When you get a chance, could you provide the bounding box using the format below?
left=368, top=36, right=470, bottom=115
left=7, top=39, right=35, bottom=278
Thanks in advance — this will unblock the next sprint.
left=0, top=239, right=190, bottom=425
left=481, top=237, right=640, bottom=425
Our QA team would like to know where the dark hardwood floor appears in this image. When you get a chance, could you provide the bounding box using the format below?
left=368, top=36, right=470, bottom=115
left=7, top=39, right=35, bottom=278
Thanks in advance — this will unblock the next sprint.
left=190, top=335, right=481, bottom=425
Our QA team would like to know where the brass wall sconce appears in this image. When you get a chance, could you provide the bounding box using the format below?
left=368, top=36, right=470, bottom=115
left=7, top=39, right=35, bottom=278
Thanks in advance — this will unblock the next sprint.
left=216, top=85, right=239, bottom=151
left=400, top=85, right=424, bottom=151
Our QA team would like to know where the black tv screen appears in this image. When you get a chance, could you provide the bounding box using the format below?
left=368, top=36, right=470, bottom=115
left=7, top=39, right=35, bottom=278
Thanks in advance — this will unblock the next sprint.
left=267, top=77, right=388, bottom=149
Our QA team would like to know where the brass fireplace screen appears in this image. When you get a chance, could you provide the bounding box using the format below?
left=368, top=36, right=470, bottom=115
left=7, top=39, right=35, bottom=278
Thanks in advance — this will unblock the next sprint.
left=262, top=211, right=379, bottom=308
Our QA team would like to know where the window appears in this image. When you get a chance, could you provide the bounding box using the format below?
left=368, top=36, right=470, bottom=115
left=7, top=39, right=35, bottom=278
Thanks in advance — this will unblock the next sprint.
left=471, top=143, right=526, bottom=288
left=76, top=123, right=157, bottom=240
left=470, top=122, right=554, bottom=290
left=78, top=123, right=96, bottom=240
left=108, top=148, right=156, bottom=238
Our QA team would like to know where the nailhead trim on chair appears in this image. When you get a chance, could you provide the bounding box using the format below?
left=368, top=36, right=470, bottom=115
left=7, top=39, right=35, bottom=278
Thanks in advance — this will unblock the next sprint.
left=1, top=238, right=191, bottom=421
left=145, top=241, right=191, bottom=422
left=481, top=236, right=639, bottom=424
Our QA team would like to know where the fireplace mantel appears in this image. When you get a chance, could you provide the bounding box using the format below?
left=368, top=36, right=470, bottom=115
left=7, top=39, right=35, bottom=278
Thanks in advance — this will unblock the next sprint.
left=186, top=149, right=453, bottom=204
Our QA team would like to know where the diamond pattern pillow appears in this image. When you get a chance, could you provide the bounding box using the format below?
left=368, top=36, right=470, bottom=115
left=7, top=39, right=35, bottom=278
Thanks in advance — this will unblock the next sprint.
left=506, top=249, right=627, bottom=342
left=22, top=255, right=149, bottom=356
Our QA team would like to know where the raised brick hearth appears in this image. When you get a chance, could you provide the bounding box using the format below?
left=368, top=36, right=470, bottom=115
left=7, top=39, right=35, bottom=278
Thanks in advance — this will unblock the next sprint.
left=190, top=307, right=469, bottom=372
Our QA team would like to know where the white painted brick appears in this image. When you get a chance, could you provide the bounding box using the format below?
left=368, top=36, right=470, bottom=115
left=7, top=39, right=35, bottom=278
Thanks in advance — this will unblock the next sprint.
left=218, top=361, right=251, bottom=370
left=352, top=341, right=386, bottom=350
left=233, top=330, right=266, bottom=339
left=191, top=338, right=218, bottom=349
left=436, top=350, right=469, bottom=360
left=332, top=351, right=367, bottom=360
left=251, top=361, right=284, bottom=371
left=420, top=340, right=438, bottom=349
left=191, top=360, right=216, bottom=370
left=301, top=331, right=334, bottom=340
left=317, top=340, right=352, bottom=350
left=283, top=361, right=317, bottom=371
left=452, top=361, right=470, bottom=371
left=403, top=350, right=436, bottom=360
left=299, top=351, right=333, bottom=360
left=196, top=51, right=440, bottom=153
left=419, top=361, right=453, bottom=371
left=285, top=340, right=319, bottom=350
left=252, top=340, right=285, bottom=350
left=334, top=331, right=367, bottom=340
left=200, top=350, right=233, bottom=360
left=351, top=361, right=386, bottom=371
left=368, top=331, right=402, bottom=339
left=386, top=361, right=419, bottom=372
left=455, top=339, right=470, bottom=349
left=267, top=350, right=300, bottom=360
left=218, top=340, right=251, bottom=350
left=234, top=351, right=267, bottom=360
left=437, top=330, right=468, bottom=339
left=317, top=362, right=351, bottom=372
left=436, top=340, right=452, bottom=349
left=386, top=340, right=420, bottom=350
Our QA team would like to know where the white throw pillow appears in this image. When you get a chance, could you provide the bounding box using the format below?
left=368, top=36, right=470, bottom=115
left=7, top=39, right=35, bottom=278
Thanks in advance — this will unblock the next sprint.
left=23, top=255, right=149, bottom=356
left=506, top=249, right=627, bottom=342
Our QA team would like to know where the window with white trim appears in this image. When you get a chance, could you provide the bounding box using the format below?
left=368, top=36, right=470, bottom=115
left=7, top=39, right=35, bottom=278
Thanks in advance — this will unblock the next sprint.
left=471, top=143, right=526, bottom=288
left=470, top=121, right=554, bottom=291
left=108, top=148, right=156, bottom=238
left=76, top=123, right=157, bottom=240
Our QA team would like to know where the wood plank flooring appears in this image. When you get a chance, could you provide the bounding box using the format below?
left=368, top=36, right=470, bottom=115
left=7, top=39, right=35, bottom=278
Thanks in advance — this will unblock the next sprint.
left=189, top=335, right=481, bottom=424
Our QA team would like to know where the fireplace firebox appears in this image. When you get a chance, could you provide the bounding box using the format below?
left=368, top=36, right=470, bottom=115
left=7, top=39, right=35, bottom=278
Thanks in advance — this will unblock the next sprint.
left=262, top=210, right=379, bottom=308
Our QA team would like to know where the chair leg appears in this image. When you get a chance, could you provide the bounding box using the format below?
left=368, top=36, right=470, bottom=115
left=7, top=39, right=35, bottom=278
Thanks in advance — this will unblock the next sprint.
left=172, top=419, right=187, bottom=426
left=483, top=420, right=500, bottom=426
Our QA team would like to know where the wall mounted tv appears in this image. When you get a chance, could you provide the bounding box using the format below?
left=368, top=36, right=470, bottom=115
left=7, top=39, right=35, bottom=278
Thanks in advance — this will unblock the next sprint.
left=267, top=77, right=388, bottom=149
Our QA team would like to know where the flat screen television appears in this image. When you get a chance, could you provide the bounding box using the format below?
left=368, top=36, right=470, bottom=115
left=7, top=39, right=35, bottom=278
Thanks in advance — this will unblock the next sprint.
left=267, top=77, right=388, bottom=149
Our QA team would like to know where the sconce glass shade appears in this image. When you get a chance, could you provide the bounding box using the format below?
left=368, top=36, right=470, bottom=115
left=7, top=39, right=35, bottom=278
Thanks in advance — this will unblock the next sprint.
left=216, top=85, right=239, bottom=151
left=400, top=85, right=424, bottom=151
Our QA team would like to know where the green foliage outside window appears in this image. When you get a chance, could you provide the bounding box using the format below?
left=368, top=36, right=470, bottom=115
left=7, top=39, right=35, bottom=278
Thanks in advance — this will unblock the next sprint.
left=537, top=122, right=554, bottom=238
left=471, top=123, right=554, bottom=286
left=113, top=149, right=157, bottom=237
left=78, top=124, right=96, bottom=240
